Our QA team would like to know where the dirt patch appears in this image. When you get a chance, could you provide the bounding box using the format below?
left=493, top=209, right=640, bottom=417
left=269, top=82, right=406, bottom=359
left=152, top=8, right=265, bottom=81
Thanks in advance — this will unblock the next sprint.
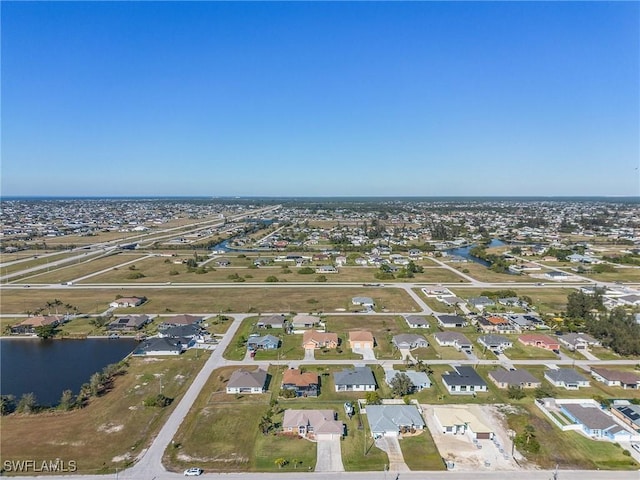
left=111, top=453, right=131, bottom=463
left=422, top=403, right=536, bottom=472
left=98, top=423, right=124, bottom=434
left=177, top=453, right=249, bottom=464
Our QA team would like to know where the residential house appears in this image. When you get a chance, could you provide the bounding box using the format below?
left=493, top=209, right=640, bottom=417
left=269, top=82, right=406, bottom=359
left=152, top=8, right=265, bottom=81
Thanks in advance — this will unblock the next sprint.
left=591, top=367, right=640, bottom=389
left=247, top=334, right=280, bottom=351
left=468, top=296, right=495, bottom=311
left=334, top=366, right=376, bottom=392
left=291, top=314, right=320, bottom=329
left=433, top=331, right=473, bottom=351
left=10, top=315, right=63, bottom=335
left=519, top=334, right=560, bottom=351
left=109, top=297, right=145, bottom=308
left=392, top=334, right=429, bottom=350
left=365, top=405, right=426, bottom=437
left=611, top=404, right=640, bottom=432
left=349, top=330, right=374, bottom=349
left=256, top=314, right=286, bottom=329
left=133, top=337, right=186, bottom=356
left=477, top=334, right=512, bottom=351
left=352, top=296, right=375, bottom=308
left=158, top=324, right=203, bottom=340
left=159, top=314, right=203, bottom=329
left=560, top=403, right=633, bottom=441
left=433, top=405, right=494, bottom=439
left=107, top=314, right=151, bottom=331
left=488, top=368, right=541, bottom=389
left=441, top=366, right=488, bottom=395
left=226, top=368, right=268, bottom=394
left=281, top=368, right=319, bottom=397
left=302, top=330, right=338, bottom=350
left=315, top=265, right=338, bottom=274
left=282, top=410, right=343, bottom=439
left=437, top=315, right=467, bottom=328
left=384, top=369, right=431, bottom=392
left=476, top=316, right=516, bottom=334
left=544, top=368, right=590, bottom=390
left=404, top=315, right=430, bottom=329
left=557, top=333, right=600, bottom=352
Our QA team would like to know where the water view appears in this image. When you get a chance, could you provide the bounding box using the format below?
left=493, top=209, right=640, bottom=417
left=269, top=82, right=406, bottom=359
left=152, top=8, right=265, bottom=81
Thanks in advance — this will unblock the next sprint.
left=0, top=338, right=138, bottom=406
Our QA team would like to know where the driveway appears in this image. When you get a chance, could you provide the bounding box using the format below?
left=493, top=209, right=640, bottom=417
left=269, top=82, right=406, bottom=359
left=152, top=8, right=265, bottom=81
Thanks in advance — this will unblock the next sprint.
left=315, top=435, right=344, bottom=472
left=374, top=435, right=410, bottom=472
left=304, top=348, right=315, bottom=361
left=399, top=348, right=415, bottom=363
left=353, top=347, right=376, bottom=360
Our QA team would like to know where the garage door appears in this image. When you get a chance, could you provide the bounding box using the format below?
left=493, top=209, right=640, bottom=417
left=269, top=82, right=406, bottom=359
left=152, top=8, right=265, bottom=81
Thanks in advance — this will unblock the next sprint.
left=476, top=432, right=492, bottom=439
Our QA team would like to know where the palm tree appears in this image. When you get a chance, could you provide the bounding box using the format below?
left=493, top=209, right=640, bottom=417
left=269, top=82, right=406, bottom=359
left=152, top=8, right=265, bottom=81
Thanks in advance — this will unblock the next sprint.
left=274, top=458, right=287, bottom=469
left=523, top=424, right=535, bottom=444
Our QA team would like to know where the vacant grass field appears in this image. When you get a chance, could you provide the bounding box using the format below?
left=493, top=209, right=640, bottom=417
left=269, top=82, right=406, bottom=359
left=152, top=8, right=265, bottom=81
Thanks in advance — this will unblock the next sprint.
left=503, top=339, right=559, bottom=360
left=450, top=287, right=574, bottom=316
left=1, top=252, right=81, bottom=277
left=17, top=253, right=149, bottom=284
left=0, top=287, right=418, bottom=316
left=446, top=262, right=547, bottom=283
left=0, top=350, right=209, bottom=475
left=579, top=267, right=640, bottom=283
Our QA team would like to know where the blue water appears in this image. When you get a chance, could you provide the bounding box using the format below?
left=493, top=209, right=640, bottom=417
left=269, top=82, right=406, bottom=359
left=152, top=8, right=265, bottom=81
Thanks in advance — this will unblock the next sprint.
left=446, top=239, right=506, bottom=267
left=0, top=338, right=137, bottom=406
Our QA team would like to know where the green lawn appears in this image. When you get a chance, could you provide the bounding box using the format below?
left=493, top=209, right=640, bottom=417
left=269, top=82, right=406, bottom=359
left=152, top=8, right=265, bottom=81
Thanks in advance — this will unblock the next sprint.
left=400, top=430, right=445, bottom=471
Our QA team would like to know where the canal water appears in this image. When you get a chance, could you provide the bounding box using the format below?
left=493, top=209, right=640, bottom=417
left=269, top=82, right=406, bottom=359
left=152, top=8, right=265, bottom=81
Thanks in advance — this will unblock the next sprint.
left=0, top=338, right=137, bottom=406
left=445, top=238, right=506, bottom=267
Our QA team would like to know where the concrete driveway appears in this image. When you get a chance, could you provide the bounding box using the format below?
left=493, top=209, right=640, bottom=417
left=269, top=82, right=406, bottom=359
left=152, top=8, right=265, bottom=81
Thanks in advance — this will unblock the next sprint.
left=375, top=435, right=410, bottom=472
left=315, top=435, right=345, bottom=472
left=305, top=348, right=316, bottom=360
left=353, top=347, right=376, bottom=360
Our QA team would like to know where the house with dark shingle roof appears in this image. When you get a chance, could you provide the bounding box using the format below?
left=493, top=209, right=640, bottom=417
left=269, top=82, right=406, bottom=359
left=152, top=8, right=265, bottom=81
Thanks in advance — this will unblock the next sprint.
left=133, top=337, right=186, bottom=356
left=477, top=334, right=512, bottom=351
left=437, top=315, right=467, bottom=328
left=591, top=367, right=640, bottom=389
left=441, top=366, right=488, bottom=395
left=107, top=314, right=151, bottom=331
left=159, top=314, right=203, bottom=329
left=257, top=314, right=286, bottom=329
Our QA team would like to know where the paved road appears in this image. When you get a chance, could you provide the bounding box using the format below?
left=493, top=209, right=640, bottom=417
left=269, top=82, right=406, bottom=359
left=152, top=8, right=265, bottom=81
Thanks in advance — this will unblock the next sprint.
left=122, top=314, right=247, bottom=480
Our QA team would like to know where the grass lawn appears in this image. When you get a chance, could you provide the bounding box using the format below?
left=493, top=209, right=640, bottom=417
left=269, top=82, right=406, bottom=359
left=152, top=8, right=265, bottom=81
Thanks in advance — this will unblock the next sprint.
left=400, top=430, right=445, bottom=471
left=0, top=252, right=80, bottom=277
left=503, top=339, right=559, bottom=360
left=579, top=268, right=640, bottom=283
left=0, top=350, right=209, bottom=475
left=0, top=287, right=418, bottom=316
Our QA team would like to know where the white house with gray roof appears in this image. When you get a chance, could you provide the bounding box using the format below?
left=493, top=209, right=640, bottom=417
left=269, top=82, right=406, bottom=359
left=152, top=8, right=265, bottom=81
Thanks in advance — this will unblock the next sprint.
left=352, top=296, right=375, bottom=307
left=437, top=314, right=467, bottom=328
left=557, top=332, right=600, bottom=351
left=334, top=366, right=376, bottom=392
left=365, top=405, right=425, bottom=437
left=477, top=334, right=512, bottom=351
left=392, top=334, right=429, bottom=350
left=433, top=331, right=472, bottom=351
left=544, top=368, right=590, bottom=390
left=404, top=315, right=430, bottom=329
left=226, top=368, right=268, bottom=394
left=488, top=368, right=541, bottom=389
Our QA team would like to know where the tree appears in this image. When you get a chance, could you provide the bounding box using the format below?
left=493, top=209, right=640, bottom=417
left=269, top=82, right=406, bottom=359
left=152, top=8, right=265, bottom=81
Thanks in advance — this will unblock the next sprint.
left=58, top=390, right=76, bottom=411
left=16, top=392, right=38, bottom=414
left=89, top=372, right=107, bottom=396
left=274, top=458, right=287, bottom=469
left=365, top=391, right=381, bottom=405
left=259, top=414, right=274, bottom=435
left=390, top=373, right=414, bottom=397
left=265, top=276, right=279, bottom=283
left=34, top=324, right=57, bottom=339
left=0, top=395, right=16, bottom=415
left=507, top=385, right=526, bottom=400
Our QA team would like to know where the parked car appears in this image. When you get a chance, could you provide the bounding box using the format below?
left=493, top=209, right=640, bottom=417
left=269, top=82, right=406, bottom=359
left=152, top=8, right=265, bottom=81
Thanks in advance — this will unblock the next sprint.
left=184, top=467, right=203, bottom=476
left=632, top=443, right=640, bottom=453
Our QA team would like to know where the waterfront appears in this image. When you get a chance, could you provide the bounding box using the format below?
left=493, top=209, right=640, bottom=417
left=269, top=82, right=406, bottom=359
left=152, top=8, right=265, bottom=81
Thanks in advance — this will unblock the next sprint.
left=446, top=238, right=506, bottom=267
left=0, top=337, right=137, bottom=406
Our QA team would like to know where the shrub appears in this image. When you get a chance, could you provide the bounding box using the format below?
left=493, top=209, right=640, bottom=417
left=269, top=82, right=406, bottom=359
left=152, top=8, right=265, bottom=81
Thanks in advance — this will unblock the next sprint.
left=127, top=272, right=145, bottom=279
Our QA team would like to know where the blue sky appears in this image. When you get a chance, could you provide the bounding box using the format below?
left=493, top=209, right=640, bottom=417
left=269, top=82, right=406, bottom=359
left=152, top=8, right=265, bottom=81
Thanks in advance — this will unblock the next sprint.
left=2, top=1, right=638, bottom=197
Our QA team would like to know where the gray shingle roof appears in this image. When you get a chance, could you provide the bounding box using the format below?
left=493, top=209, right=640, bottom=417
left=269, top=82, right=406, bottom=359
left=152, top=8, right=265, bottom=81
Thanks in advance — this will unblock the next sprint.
left=366, top=405, right=425, bottom=434
left=442, top=366, right=487, bottom=387
left=334, top=366, right=376, bottom=386
left=545, top=368, right=588, bottom=384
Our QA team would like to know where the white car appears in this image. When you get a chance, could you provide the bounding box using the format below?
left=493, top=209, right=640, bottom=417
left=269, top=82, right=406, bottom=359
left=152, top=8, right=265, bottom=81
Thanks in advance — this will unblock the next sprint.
left=184, top=467, right=203, bottom=476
